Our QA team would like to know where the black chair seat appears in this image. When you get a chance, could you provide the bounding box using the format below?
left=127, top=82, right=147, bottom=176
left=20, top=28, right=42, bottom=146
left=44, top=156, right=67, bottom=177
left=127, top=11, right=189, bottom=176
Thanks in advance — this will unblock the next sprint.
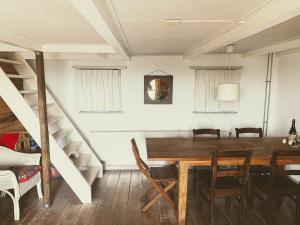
left=150, top=165, right=178, bottom=181
left=250, top=165, right=271, bottom=174
left=254, top=175, right=299, bottom=193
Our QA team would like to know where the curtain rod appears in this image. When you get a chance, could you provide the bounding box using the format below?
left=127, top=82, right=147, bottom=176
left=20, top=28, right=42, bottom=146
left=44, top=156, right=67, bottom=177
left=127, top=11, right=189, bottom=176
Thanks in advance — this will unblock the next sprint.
left=189, top=66, right=243, bottom=70
left=72, top=66, right=127, bottom=70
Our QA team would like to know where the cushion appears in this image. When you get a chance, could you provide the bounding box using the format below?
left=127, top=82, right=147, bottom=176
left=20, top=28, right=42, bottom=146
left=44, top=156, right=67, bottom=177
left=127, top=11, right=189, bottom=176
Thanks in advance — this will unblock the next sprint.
left=0, top=132, right=21, bottom=151
left=10, top=165, right=42, bottom=183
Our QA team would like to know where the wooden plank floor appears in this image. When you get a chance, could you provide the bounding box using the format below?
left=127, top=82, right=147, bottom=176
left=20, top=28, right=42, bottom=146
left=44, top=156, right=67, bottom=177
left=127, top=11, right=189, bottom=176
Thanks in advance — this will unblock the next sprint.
left=0, top=170, right=297, bottom=225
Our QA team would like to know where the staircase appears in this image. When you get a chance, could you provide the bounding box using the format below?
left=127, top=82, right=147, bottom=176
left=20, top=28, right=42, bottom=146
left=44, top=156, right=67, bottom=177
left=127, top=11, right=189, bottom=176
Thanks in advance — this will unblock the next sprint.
left=0, top=54, right=103, bottom=203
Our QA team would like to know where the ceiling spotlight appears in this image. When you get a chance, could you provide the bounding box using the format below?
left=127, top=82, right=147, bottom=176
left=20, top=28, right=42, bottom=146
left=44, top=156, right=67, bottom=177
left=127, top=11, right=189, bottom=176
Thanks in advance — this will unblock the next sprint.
left=164, top=19, right=244, bottom=24
left=164, top=19, right=183, bottom=23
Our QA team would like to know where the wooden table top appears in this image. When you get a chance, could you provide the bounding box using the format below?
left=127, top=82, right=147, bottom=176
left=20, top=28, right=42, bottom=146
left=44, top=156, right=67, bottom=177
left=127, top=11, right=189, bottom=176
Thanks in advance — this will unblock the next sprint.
left=146, top=137, right=297, bottom=165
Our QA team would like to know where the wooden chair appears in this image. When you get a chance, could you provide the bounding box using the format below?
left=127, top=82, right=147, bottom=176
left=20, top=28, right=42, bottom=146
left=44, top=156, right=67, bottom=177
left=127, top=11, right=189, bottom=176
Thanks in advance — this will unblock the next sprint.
left=193, top=129, right=220, bottom=191
left=253, top=150, right=300, bottom=225
left=131, top=138, right=178, bottom=212
left=193, top=129, right=221, bottom=138
left=198, top=149, right=252, bottom=225
left=235, top=127, right=270, bottom=208
left=235, top=128, right=263, bottom=138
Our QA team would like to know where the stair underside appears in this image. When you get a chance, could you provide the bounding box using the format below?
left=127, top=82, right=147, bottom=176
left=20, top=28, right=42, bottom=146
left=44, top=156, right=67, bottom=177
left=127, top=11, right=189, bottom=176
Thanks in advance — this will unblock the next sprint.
left=63, top=142, right=81, bottom=157
left=53, top=129, right=72, bottom=139
left=19, top=90, right=37, bottom=94
left=74, top=153, right=91, bottom=170
left=7, top=74, right=35, bottom=79
left=82, top=166, right=100, bottom=185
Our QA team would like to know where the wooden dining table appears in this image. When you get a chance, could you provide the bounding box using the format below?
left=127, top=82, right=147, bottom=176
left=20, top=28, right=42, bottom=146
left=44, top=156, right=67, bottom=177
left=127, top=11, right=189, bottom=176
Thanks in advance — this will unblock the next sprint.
left=146, top=137, right=299, bottom=225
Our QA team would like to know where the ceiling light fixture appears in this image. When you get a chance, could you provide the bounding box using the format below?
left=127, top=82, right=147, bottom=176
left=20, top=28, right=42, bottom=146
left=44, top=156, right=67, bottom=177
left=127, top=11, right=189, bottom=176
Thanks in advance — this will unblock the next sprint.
left=164, top=19, right=244, bottom=24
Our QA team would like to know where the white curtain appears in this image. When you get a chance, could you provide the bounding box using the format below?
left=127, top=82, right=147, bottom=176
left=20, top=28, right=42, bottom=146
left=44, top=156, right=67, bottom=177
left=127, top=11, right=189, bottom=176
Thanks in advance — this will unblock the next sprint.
left=194, top=69, right=240, bottom=113
left=75, top=69, right=122, bottom=112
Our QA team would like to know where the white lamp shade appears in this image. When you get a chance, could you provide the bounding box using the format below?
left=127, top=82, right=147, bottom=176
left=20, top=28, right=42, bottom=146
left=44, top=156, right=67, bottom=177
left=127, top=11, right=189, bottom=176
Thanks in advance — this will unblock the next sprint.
left=217, top=84, right=240, bottom=101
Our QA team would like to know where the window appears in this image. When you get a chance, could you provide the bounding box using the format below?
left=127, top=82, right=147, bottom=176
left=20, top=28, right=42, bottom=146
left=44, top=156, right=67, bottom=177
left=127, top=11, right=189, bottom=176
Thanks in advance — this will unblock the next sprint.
left=194, top=69, right=240, bottom=113
left=75, top=69, right=122, bottom=113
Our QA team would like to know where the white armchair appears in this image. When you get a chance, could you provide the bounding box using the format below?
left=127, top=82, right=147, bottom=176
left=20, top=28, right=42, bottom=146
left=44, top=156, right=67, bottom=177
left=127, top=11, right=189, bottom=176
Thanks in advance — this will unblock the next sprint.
left=0, top=146, right=43, bottom=220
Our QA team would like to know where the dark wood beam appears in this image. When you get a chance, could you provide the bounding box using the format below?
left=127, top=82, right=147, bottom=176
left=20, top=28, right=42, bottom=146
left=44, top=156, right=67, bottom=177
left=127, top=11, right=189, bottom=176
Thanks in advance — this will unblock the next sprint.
left=35, top=51, right=51, bottom=208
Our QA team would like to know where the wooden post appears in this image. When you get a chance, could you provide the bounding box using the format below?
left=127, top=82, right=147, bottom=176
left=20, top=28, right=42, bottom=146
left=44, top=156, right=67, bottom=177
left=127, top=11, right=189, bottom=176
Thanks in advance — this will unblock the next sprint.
left=35, top=51, right=51, bottom=208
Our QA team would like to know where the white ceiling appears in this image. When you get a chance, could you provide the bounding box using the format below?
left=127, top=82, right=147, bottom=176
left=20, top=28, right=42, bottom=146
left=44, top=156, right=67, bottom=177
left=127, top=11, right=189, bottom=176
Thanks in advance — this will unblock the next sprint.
left=1, top=0, right=300, bottom=57
left=0, top=0, right=106, bottom=44
left=214, top=15, right=300, bottom=53
left=110, top=0, right=270, bottom=55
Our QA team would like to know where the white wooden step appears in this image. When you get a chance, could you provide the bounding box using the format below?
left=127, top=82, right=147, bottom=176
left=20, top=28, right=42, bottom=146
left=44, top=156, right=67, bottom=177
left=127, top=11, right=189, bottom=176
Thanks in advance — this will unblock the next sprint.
left=52, top=129, right=72, bottom=139
left=82, top=166, right=99, bottom=186
left=19, top=90, right=37, bottom=94
left=0, top=58, right=21, bottom=65
left=63, top=142, right=81, bottom=157
left=48, top=116, right=63, bottom=124
left=31, top=102, right=55, bottom=110
left=7, top=74, right=35, bottom=79
left=74, top=153, right=91, bottom=170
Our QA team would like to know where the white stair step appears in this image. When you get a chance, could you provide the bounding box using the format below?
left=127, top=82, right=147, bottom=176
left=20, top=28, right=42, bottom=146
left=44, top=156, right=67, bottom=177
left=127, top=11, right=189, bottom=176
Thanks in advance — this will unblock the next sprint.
left=0, top=58, right=21, bottom=65
left=82, top=166, right=99, bottom=186
left=7, top=74, right=35, bottom=79
left=31, top=102, right=55, bottom=110
left=19, top=90, right=37, bottom=94
left=52, top=129, right=72, bottom=139
left=48, top=116, right=63, bottom=124
left=74, top=153, right=91, bottom=170
left=63, top=142, right=81, bottom=157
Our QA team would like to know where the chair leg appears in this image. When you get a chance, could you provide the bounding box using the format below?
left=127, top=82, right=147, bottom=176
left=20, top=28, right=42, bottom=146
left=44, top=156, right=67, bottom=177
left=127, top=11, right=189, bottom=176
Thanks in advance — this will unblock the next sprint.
left=275, top=196, right=284, bottom=210
left=225, top=198, right=232, bottom=209
left=248, top=176, right=254, bottom=209
left=267, top=192, right=272, bottom=225
left=37, top=181, right=43, bottom=199
left=240, top=191, right=246, bottom=225
left=142, top=181, right=176, bottom=212
left=2, top=190, right=20, bottom=221
left=296, top=194, right=300, bottom=225
left=193, top=167, right=197, bottom=192
left=13, top=198, right=20, bottom=221
left=210, top=192, right=215, bottom=225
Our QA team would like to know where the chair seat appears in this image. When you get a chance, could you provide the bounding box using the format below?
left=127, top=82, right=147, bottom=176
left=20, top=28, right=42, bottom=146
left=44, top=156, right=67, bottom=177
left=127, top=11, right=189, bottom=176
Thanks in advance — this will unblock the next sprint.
left=253, top=175, right=299, bottom=193
left=250, top=165, right=271, bottom=175
left=150, top=165, right=178, bottom=181
left=10, top=165, right=42, bottom=183
left=201, top=175, right=242, bottom=190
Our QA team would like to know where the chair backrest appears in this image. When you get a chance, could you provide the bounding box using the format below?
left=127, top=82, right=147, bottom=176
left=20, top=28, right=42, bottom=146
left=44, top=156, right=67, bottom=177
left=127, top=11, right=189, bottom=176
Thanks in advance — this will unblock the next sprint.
left=131, top=138, right=150, bottom=177
left=235, top=128, right=263, bottom=138
left=271, top=150, right=300, bottom=177
left=211, top=150, right=252, bottom=188
left=193, top=129, right=220, bottom=139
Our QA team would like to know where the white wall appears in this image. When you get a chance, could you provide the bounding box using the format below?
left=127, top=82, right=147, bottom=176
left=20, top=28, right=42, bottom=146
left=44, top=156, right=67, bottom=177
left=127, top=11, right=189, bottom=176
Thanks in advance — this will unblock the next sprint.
left=44, top=54, right=269, bottom=168
left=270, top=52, right=300, bottom=136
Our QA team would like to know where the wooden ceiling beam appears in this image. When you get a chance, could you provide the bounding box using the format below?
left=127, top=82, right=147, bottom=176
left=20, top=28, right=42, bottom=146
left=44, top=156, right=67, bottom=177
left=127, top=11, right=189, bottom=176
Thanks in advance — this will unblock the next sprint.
left=68, top=0, right=130, bottom=60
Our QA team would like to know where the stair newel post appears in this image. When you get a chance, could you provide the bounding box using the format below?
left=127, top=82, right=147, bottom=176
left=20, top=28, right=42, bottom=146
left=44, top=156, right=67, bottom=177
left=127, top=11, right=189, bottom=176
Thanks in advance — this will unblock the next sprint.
left=35, top=51, right=51, bottom=208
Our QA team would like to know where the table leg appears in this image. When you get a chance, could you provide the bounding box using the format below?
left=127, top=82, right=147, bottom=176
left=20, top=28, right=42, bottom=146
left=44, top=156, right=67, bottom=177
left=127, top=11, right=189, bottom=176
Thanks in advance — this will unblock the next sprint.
left=178, top=161, right=189, bottom=225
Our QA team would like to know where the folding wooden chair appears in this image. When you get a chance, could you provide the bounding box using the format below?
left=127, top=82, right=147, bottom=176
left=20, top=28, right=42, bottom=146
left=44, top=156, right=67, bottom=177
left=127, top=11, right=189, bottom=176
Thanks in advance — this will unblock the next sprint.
left=131, top=138, right=178, bottom=212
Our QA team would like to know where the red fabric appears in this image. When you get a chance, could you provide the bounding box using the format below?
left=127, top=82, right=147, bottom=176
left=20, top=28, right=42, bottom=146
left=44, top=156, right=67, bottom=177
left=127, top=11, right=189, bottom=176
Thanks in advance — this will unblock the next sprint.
left=10, top=165, right=42, bottom=183
left=0, top=132, right=21, bottom=150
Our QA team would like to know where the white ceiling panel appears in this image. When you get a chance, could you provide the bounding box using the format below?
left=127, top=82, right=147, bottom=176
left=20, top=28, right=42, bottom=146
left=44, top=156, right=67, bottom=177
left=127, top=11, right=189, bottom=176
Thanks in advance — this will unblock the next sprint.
left=0, top=0, right=106, bottom=44
left=111, top=0, right=270, bottom=54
